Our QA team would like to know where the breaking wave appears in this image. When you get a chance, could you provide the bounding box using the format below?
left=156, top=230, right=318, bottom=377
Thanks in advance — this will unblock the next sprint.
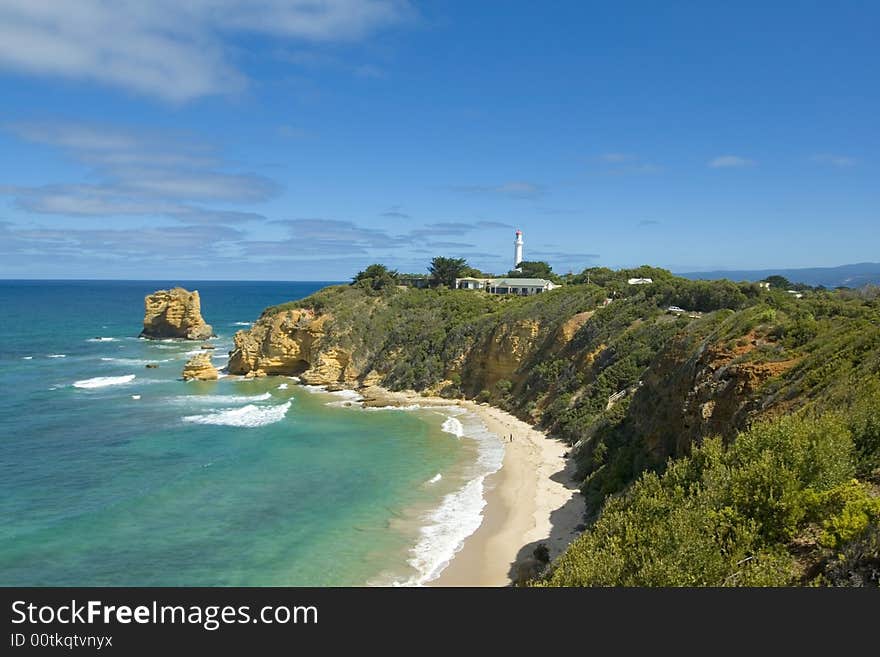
left=73, top=374, right=136, bottom=389
left=182, top=401, right=292, bottom=428
left=173, top=392, right=272, bottom=405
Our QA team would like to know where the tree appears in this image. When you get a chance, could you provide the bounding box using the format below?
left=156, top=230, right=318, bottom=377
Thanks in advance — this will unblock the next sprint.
left=429, top=257, right=468, bottom=288
left=352, top=263, right=398, bottom=291
left=508, top=260, right=553, bottom=278
left=460, top=265, right=487, bottom=278
left=763, top=275, right=793, bottom=290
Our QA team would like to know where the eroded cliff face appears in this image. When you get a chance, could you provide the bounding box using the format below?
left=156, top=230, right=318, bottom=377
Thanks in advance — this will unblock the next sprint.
left=612, top=330, right=800, bottom=464
left=227, top=309, right=360, bottom=384
left=227, top=303, right=574, bottom=393
left=460, top=319, right=544, bottom=393
left=140, top=288, right=214, bottom=340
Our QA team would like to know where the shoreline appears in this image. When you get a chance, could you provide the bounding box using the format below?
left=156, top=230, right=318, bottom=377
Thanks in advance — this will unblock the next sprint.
left=355, top=386, right=585, bottom=587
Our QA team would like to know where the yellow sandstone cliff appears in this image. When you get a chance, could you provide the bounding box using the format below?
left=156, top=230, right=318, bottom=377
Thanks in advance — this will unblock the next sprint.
left=227, top=308, right=359, bottom=385
left=140, top=288, right=214, bottom=340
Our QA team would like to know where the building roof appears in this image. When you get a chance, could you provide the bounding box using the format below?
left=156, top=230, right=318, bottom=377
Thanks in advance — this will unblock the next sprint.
left=489, top=278, right=552, bottom=287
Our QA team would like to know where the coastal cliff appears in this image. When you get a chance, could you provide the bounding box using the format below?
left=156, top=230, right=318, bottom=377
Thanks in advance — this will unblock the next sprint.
left=140, top=287, right=214, bottom=340
left=228, top=270, right=880, bottom=586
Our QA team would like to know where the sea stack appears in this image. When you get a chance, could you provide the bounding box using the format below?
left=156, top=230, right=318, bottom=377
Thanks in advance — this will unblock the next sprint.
left=139, top=287, right=214, bottom=340
left=181, top=353, right=219, bottom=381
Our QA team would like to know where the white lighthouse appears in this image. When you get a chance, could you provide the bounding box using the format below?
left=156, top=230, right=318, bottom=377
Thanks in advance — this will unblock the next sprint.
left=514, top=229, right=524, bottom=269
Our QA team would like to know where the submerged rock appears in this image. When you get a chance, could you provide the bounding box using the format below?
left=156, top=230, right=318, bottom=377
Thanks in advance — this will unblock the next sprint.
left=182, top=353, right=219, bottom=381
left=139, top=288, right=214, bottom=340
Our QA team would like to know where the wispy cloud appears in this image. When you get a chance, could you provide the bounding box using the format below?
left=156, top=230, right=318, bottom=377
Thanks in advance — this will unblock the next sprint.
left=475, top=220, right=514, bottom=229
left=0, top=1, right=413, bottom=102
left=810, top=153, right=857, bottom=167
left=595, top=153, right=662, bottom=174
left=1, top=222, right=245, bottom=261
left=637, top=219, right=660, bottom=227
left=2, top=121, right=278, bottom=222
left=708, top=155, right=756, bottom=168
left=453, top=181, right=544, bottom=199
left=380, top=205, right=411, bottom=219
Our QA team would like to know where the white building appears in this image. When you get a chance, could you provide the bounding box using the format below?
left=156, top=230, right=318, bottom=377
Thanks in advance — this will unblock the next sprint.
left=454, top=229, right=562, bottom=295
left=454, top=277, right=559, bottom=295
left=514, top=229, right=524, bottom=268
left=627, top=277, right=653, bottom=285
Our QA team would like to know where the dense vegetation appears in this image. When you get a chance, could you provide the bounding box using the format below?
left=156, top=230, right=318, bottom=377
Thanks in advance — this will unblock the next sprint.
left=264, top=264, right=880, bottom=586
left=540, top=410, right=879, bottom=586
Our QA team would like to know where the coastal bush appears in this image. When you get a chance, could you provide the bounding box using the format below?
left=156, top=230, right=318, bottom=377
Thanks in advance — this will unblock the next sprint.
left=540, top=414, right=858, bottom=586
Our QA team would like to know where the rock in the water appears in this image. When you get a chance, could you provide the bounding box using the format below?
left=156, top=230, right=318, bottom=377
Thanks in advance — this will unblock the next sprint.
left=200, top=343, right=215, bottom=350
left=145, top=363, right=159, bottom=369
left=182, top=353, right=219, bottom=381
left=139, top=287, right=214, bottom=340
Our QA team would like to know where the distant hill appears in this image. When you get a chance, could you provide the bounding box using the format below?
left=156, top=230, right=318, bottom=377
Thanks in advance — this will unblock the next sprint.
left=677, top=262, right=880, bottom=288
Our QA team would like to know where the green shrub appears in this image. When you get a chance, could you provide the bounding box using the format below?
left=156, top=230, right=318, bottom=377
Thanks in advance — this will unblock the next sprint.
left=541, top=414, right=856, bottom=586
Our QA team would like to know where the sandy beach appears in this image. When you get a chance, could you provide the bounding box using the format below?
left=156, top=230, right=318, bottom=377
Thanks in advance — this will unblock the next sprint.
left=358, top=387, right=585, bottom=586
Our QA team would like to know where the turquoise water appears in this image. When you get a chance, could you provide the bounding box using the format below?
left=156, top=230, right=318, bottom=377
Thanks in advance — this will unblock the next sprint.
left=0, top=281, right=498, bottom=586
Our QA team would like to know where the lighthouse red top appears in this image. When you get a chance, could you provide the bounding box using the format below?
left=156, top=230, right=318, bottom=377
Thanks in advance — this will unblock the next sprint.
left=515, top=229, right=522, bottom=235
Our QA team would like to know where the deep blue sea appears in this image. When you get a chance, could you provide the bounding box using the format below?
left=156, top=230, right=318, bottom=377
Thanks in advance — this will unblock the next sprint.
left=0, top=281, right=501, bottom=586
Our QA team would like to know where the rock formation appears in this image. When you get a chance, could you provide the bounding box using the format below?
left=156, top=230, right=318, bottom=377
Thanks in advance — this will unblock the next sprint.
left=139, top=288, right=214, bottom=340
left=227, top=308, right=359, bottom=385
left=182, top=353, right=219, bottom=381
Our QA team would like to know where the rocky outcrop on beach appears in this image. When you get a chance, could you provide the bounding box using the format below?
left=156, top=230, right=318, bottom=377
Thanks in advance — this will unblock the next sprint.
left=227, top=308, right=359, bottom=385
left=139, top=288, right=214, bottom=340
left=181, top=353, right=219, bottom=381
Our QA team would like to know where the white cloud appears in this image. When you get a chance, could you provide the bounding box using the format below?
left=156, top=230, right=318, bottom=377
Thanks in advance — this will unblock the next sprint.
left=0, top=0, right=411, bottom=101
left=708, top=155, right=756, bottom=168
left=810, top=154, right=857, bottom=167
left=2, top=121, right=278, bottom=220
left=596, top=153, right=662, bottom=174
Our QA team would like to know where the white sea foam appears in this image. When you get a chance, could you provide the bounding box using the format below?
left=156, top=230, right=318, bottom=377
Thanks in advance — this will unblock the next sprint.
left=131, top=395, right=141, bottom=400
left=426, top=473, right=442, bottom=485
left=232, top=322, right=252, bottom=326
left=101, top=357, right=172, bottom=365
left=329, top=389, right=363, bottom=401
left=73, top=374, right=136, bottom=389
left=47, top=354, right=67, bottom=358
left=173, top=392, right=272, bottom=405
left=363, top=404, right=424, bottom=412
left=22, top=356, right=33, bottom=360
left=394, top=411, right=505, bottom=586
left=441, top=416, right=464, bottom=438
left=277, top=383, right=289, bottom=390
left=87, top=337, right=118, bottom=342
left=182, top=401, right=291, bottom=428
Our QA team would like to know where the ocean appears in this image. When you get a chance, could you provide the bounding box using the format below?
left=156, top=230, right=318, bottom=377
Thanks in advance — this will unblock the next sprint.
left=0, top=280, right=502, bottom=586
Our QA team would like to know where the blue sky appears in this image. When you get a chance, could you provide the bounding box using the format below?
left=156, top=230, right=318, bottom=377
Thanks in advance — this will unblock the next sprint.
left=0, top=1, right=877, bottom=280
